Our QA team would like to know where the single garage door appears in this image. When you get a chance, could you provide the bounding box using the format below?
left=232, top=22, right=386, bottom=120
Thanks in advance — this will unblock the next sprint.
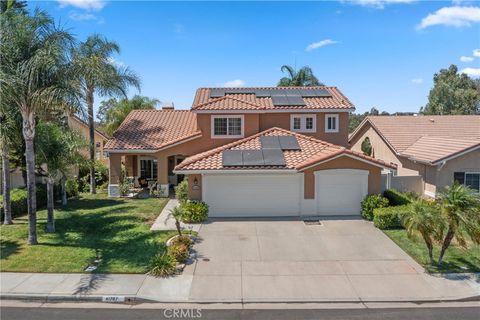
left=315, top=169, right=368, bottom=216
left=203, top=173, right=301, bottom=217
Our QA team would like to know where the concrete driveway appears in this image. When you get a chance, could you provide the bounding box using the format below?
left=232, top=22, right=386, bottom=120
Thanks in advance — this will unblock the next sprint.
left=188, top=218, right=478, bottom=302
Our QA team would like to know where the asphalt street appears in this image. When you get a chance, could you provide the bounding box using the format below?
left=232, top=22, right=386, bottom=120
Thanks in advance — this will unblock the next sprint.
left=1, top=306, right=480, bottom=320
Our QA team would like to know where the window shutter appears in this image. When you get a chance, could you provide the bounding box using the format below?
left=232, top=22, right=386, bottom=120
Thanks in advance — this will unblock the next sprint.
left=453, top=172, right=465, bottom=184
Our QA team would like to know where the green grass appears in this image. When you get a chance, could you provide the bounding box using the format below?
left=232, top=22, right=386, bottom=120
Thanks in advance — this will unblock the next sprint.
left=384, top=229, right=480, bottom=273
left=0, top=193, right=176, bottom=273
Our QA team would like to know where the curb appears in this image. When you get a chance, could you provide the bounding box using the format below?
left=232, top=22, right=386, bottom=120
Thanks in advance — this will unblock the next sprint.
left=2, top=293, right=479, bottom=305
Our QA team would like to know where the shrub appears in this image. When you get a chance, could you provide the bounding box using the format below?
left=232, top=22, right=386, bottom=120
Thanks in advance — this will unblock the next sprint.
left=168, top=244, right=189, bottom=263
left=0, top=184, right=49, bottom=220
left=383, top=189, right=413, bottom=206
left=171, top=235, right=192, bottom=247
left=361, top=194, right=389, bottom=221
left=149, top=253, right=177, bottom=277
left=181, top=201, right=208, bottom=223
left=175, top=180, right=189, bottom=203
left=373, top=205, right=411, bottom=229
left=119, top=180, right=130, bottom=196
left=65, top=178, right=79, bottom=197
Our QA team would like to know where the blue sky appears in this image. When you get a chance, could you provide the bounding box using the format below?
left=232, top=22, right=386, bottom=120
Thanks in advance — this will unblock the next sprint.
left=32, top=1, right=480, bottom=114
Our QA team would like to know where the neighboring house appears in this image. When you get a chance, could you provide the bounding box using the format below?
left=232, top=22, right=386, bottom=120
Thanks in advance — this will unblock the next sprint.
left=1, top=115, right=109, bottom=190
left=349, top=115, right=480, bottom=198
left=67, top=115, right=110, bottom=164
left=105, top=87, right=394, bottom=217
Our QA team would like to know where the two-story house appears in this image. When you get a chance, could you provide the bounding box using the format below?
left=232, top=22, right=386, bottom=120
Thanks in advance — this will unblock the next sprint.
left=104, top=87, right=394, bottom=217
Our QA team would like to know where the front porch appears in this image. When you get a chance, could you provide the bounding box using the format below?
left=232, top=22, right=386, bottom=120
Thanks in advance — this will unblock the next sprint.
left=108, top=153, right=186, bottom=197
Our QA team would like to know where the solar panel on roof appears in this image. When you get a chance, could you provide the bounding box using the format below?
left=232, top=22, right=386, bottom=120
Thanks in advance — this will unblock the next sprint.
left=222, top=150, right=243, bottom=166
left=242, top=150, right=265, bottom=166
left=262, top=149, right=286, bottom=166
left=286, top=95, right=306, bottom=106
left=254, top=89, right=271, bottom=97
left=279, top=136, right=301, bottom=150
left=301, top=89, right=331, bottom=97
left=260, top=136, right=281, bottom=149
left=224, top=88, right=256, bottom=95
left=271, top=95, right=290, bottom=106
left=210, top=89, right=225, bottom=98
left=284, top=89, right=302, bottom=96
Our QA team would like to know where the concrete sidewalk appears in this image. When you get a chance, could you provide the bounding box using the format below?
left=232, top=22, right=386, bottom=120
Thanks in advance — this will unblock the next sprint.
left=150, top=199, right=201, bottom=232
left=1, top=270, right=479, bottom=303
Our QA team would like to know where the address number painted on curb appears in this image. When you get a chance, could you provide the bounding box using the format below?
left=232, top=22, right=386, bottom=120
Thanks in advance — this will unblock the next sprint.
left=102, top=296, right=126, bottom=303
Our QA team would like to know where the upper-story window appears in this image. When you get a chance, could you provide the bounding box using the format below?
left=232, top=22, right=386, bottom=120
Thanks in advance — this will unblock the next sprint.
left=325, top=114, right=339, bottom=133
left=290, top=114, right=316, bottom=133
left=211, top=115, right=244, bottom=138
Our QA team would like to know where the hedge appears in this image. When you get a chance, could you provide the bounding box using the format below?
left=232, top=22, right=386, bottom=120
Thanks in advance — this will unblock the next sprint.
left=360, top=194, right=389, bottom=221
left=0, top=184, right=49, bottom=221
left=373, top=205, right=410, bottom=229
left=383, top=189, right=412, bottom=206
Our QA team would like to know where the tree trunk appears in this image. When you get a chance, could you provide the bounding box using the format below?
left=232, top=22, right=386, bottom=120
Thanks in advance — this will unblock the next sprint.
left=421, top=232, right=434, bottom=264
left=438, top=227, right=455, bottom=264
left=2, top=143, right=12, bottom=225
left=175, top=219, right=182, bottom=237
left=61, top=176, right=67, bottom=206
left=22, top=111, right=37, bottom=245
left=46, top=179, right=55, bottom=233
left=87, top=86, right=96, bottom=194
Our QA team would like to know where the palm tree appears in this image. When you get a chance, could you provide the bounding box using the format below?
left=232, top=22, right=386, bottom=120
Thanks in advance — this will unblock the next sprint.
left=401, top=200, right=444, bottom=263
left=0, top=10, right=77, bottom=244
left=277, top=65, right=323, bottom=87
left=72, top=35, right=140, bottom=194
left=437, top=183, right=480, bottom=264
left=0, top=104, right=21, bottom=225
left=168, top=207, right=184, bottom=237
left=35, top=122, right=85, bottom=232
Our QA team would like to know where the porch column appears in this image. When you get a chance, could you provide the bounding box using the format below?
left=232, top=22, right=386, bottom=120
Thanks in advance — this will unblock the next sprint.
left=157, top=155, right=169, bottom=197
left=108, top=153, right=122, bottom=197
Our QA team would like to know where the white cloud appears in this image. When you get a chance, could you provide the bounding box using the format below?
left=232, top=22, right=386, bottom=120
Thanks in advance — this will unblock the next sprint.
left=460, top=56, right=474, bottom=62
left=223, top=79, right=245, bottom=87
left=411, top=78, right=424, bottom=84
left=473, top=49, right=480, bottom=57
left=107, top=57, right=125, bottom=68
left=58, top=0, right=106, bottom=11
left=461, top=67, right=480, bottom=77
left=305, top=39, right=338, bottom=52
left=417, top=6, right=480, bottom=29
left=342, top=0, right=415, bottom=9
left=69, top=11, right=97, bottom=21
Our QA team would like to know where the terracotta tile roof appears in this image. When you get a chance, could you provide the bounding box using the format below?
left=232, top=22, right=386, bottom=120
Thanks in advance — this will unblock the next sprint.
left=357, top=115, right=480, bottom=153
left=192, top=87, right=355, bottom=111
left=104, top=110, right=200, bottom=151
left=401, top=136, right=480, bottom=164
left=175, top=127, right=394, bottom=171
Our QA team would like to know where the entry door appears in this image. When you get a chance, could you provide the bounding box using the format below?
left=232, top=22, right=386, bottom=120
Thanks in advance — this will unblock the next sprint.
left=203, top=174, right=301, bottom=217
left=315, top=169, right=368, bottom=215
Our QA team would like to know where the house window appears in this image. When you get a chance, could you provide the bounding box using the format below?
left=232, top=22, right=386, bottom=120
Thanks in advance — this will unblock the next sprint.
left=211, top=115, right=244, bottom=138
left=140, top=159, right=158, bottom=180
left=325, top=114, right=339, bottom=133
left=454, top=172, right=480, bottom=192
left=290, top=115, right=316, bottom=133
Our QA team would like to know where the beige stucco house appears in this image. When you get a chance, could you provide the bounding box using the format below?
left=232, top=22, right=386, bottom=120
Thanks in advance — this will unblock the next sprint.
left=349, top=115, right=480, bottom=197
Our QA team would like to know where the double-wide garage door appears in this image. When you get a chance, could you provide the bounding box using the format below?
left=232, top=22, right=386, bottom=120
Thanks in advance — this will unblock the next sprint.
left=202, top=169, right=369, bottom=218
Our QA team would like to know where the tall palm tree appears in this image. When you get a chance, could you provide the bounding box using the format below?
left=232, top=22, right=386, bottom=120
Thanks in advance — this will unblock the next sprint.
left=72, top=35, right=140, bottom=194
left=401, top=200, right=444, bottom=263
left=437, top=183, right=480, bottom=264
left=277, top=65, right=323, bottom=87
left=0, top=10, right=78, bottom=244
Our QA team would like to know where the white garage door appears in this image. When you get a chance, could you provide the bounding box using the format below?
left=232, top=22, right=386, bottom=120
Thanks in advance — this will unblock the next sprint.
left=203, top=174, right=301, bottom=217
left=316, top=169, right=368, bottom=216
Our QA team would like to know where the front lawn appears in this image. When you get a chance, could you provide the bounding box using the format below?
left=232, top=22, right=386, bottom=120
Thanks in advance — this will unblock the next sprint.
left=384, top=229, right=480, bottom=273
left=0, top=193, right=175, bottom=273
